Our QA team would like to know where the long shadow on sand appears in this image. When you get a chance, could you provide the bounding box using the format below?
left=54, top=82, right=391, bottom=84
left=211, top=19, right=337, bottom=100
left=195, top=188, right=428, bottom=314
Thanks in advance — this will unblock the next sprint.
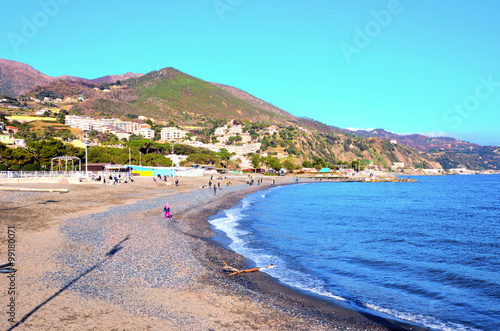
left=8, top=235, right=130, bottom=331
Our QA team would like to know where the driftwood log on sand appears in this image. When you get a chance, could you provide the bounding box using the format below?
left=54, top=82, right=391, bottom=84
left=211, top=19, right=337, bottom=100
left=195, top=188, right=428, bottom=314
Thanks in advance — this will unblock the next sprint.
left=223, top=262, right=275, bottom=276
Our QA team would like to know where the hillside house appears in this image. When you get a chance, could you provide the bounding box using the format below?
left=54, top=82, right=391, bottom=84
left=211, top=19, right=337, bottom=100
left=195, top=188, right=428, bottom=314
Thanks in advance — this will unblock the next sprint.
left=227, top=125, right=243, bottom=135
left=5, top=126, right=19, bottom=134
left=214, top=126, right=228, bottom=136
left=391, top=162, right=405, bottom=171
left=14, top=139, right=27, bottom=148
left=36, top=108, right=50, bottom=115
left=263, top=125, right=279, bottom=135
left=0, top=135, right=26, bottom=147
left=0, top=134, right=14, bottom=144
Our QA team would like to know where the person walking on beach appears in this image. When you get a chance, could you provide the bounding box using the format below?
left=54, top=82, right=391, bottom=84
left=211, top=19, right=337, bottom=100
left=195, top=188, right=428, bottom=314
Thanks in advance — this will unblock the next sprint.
left=164, top=203, right=172, bottom=219
left=213, top=185, right=217, bottom=196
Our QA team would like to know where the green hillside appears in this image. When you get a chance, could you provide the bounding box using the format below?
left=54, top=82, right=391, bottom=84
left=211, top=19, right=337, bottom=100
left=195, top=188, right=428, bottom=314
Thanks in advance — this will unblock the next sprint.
left=13, top=67, right=442, bottom=170
left=86, top=67, right=294, bottom=124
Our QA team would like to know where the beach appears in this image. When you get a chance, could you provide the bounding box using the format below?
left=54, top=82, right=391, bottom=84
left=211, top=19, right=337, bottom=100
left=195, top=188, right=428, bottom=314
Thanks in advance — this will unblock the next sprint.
left=0, top=176, right=426, bottom=330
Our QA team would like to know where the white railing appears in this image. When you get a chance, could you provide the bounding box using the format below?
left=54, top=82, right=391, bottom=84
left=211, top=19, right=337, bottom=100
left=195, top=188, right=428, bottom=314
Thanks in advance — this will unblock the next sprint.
left=0, top=171, right=130, bottom=179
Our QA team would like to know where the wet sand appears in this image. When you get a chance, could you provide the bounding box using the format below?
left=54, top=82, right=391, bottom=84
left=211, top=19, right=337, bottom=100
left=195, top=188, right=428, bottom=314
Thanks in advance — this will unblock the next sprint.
left=0, top=176, right=427, bottom=330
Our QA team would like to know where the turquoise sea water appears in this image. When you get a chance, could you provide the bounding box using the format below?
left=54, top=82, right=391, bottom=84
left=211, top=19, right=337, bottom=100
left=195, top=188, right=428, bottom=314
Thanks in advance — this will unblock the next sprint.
left=209, top=175, right=500, bottom=331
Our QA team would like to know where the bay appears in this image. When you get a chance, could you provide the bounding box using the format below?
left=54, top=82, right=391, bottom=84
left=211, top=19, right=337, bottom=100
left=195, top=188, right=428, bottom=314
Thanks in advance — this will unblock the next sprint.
left=209, top=175, right=500, bottom=330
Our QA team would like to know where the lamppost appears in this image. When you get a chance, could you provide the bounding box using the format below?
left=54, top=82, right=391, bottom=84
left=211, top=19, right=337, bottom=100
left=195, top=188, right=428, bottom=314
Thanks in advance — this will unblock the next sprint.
left=129, top=147, right=131, bottom=167
left=139, top=151, right=142, bottom=167
left=84, top=131, right=88, bottom=177
left=170, top=142, right=177, bottom=168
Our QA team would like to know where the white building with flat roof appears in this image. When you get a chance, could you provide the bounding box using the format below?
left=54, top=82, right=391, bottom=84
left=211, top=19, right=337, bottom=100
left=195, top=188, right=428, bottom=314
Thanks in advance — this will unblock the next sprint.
left=227, top=125, right=243, bottom=135
left=214, top=126, right=228, bottom=136
left=183, top=140, right=220, bottom=152
left=138, top=128, right=155, bottom=139
left=161, top=127, right=187, bottom=141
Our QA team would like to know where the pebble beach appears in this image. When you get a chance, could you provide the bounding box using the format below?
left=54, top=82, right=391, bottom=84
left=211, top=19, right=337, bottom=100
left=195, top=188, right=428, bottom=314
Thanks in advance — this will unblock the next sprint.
left=0, top=176, right=426, bottom=330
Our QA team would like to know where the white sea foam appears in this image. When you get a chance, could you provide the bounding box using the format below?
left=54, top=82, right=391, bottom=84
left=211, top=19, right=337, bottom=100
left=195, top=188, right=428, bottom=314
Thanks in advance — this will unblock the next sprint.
left=363, top=303, right=482, bottom=331
left=210, top=194, right=349, bottom=304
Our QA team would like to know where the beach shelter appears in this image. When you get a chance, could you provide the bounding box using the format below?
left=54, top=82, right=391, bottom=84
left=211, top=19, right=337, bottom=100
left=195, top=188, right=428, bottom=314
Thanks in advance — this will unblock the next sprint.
left=319, top=168, right=331, bottom=173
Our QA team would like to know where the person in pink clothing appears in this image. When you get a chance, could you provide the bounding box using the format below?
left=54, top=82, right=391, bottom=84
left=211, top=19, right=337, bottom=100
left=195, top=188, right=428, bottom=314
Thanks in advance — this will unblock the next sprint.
left=163, top=203, right=172, bottom=219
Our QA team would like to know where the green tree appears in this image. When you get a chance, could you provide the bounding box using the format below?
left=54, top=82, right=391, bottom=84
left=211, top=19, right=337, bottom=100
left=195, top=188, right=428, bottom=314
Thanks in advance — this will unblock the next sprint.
left=351, top=160, right=365, bottom=171
left=216, top=148, right=232, bottom=161
left=57, top=110, right=67, bottom=124
left=251, top=154, right=262, bottom=169
left=281, top=158, right=296, bottom=172
left=265, top=156, right=281, bottom=172
left=313, top=157, right=327, bottom=169
left=302, top=160, right=313, bottom=168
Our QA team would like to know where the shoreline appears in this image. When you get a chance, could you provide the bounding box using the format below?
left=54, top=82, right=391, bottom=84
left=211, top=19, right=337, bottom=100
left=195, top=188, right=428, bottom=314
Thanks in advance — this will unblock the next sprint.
left=0, top=176, right=428, bottom=330
left=183, top=179, right=429, bottom=331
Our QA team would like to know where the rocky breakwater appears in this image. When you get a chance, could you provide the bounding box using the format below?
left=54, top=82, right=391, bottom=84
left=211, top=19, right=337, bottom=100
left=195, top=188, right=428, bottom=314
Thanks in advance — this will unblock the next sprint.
left=364, top=176, right=417, bottom=183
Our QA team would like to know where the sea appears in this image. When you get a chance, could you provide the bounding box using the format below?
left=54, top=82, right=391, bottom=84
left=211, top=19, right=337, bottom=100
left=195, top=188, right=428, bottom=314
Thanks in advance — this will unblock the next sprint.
left=209, top=175, right=500, bottom=331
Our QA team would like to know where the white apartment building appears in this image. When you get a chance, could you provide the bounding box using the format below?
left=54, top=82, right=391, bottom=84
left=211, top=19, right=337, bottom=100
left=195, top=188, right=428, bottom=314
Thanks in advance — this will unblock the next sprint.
left=161, top=127, right=187, bottom=141
left=183, top=140, right=220, bottom=152
left=115, top=120, right=139, bottom=133
left=228, top=125, right=243, bottom=135
left=98, top=125, right=131, bottom=141
left=221, top=142, right=262, bottom=155
left=66, top=116, right=143, bottom=135
left=239, top=133, right=252, bottom=143
left=214, top=126, right=228, bottom=136
left=65, top=115, right=94, bottom=131
left=138, top=128, right=155, bottom=139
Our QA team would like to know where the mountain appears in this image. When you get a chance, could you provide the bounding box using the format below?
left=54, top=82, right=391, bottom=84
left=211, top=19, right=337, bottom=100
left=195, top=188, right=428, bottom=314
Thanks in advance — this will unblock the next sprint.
left=210, top=82, right=296, bottom=121
left=5, top=58, right=497, bottom=171
left=13, top=63, right=438, bottom=169
left=68, top=67, right=298, bottom=124
left=0, top=59, right=54, bottom=97
left=0, top=58, right=143, bottom=97
left=345, top=128, right=500, bottom=170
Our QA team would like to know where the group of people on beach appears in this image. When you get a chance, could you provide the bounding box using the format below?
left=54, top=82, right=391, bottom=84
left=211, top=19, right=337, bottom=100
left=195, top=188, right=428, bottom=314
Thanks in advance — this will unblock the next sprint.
left=246, top=177, right=264, bottom=186
left=91, top=174, right=134, bottom=185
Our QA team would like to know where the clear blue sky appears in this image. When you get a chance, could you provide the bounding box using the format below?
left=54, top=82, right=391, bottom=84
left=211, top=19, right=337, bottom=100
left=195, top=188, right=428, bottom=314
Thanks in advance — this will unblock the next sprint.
left=2, top=0, right=500, bottom=146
